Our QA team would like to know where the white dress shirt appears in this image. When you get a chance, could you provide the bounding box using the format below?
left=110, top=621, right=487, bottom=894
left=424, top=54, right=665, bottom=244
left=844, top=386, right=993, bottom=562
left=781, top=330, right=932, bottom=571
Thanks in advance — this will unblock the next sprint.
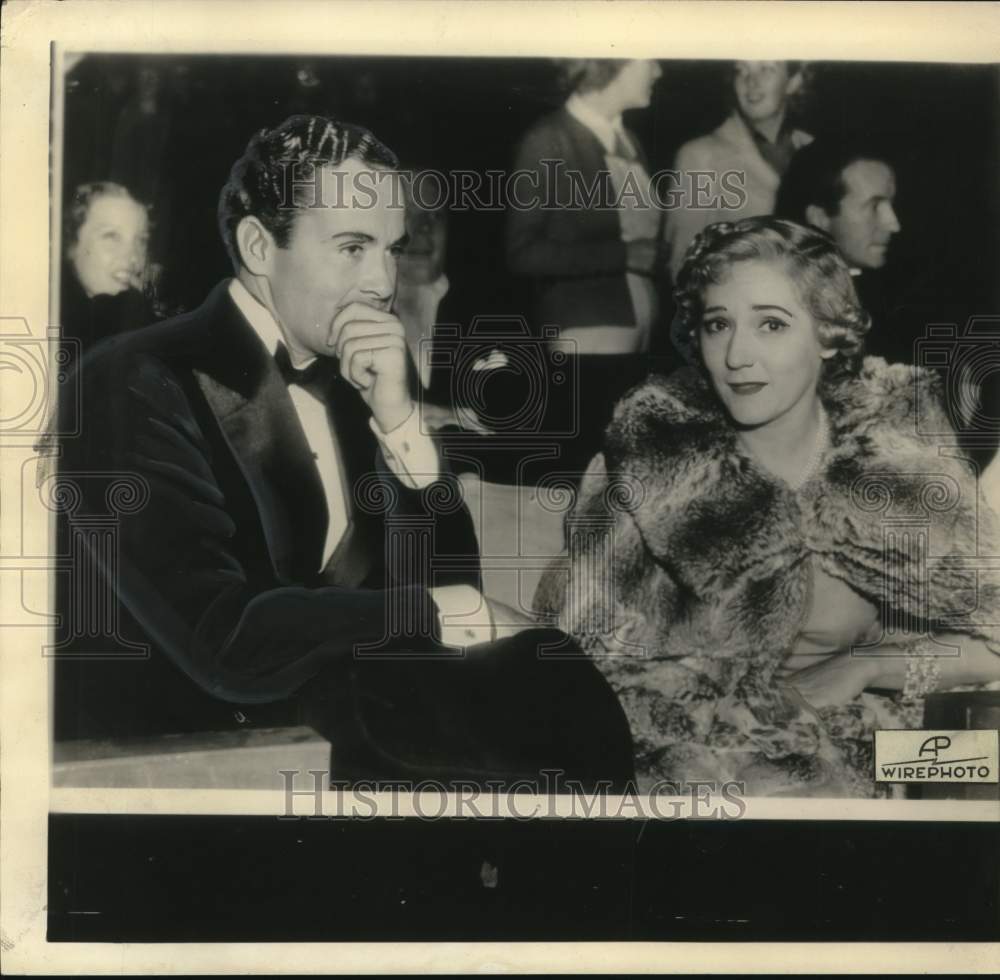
left=228, top=279, right=492, bottom=646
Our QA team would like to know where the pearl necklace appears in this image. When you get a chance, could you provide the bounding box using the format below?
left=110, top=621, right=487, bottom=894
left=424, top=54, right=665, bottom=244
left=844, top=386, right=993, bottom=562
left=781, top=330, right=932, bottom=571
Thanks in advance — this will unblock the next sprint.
left=788, top=404, right=830, bottom=491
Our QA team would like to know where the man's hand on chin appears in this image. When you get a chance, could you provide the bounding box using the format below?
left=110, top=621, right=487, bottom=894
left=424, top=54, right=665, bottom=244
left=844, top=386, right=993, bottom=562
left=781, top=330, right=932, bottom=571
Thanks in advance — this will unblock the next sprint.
left=328, top=301, right=414, bottom=433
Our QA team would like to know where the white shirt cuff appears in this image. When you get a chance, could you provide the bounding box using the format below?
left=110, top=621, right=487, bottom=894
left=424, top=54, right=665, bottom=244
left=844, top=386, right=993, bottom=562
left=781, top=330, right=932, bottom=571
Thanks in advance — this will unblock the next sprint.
left=370, top=407, right=439, bottom=489
left=430, top=584, right=494, bottom=648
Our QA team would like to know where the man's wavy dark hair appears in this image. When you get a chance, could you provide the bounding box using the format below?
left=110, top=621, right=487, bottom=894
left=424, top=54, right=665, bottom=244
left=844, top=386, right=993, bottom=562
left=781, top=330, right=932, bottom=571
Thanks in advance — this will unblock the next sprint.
left=217, top=114, right=398, bottom=271
left=774, top=136, right=894, bottom=226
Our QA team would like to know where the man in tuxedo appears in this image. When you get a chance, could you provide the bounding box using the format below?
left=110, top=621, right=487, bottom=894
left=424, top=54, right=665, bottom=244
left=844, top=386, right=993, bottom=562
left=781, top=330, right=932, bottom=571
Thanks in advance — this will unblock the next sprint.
left=53, top=115, right=633, bottom=789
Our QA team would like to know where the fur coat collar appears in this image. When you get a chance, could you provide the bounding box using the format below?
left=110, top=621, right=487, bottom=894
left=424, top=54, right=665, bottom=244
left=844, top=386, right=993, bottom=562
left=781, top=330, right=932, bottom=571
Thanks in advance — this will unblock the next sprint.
left=541, top=357, right=998, bottom=674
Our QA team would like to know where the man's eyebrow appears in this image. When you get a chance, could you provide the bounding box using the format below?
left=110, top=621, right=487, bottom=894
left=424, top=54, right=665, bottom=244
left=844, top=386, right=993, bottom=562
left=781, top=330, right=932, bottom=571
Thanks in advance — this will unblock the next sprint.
left=328, top=231, right=376, bottom=243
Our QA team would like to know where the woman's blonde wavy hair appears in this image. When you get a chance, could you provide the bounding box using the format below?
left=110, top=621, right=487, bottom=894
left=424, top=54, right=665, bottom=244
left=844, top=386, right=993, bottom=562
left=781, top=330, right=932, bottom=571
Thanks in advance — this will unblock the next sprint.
left=671, top=216, right=871, bottom=383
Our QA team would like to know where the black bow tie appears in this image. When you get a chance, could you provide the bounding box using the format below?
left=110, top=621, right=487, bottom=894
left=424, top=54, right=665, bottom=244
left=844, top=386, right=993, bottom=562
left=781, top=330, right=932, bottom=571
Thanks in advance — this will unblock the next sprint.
left=274, top=343, right=338, bottom=398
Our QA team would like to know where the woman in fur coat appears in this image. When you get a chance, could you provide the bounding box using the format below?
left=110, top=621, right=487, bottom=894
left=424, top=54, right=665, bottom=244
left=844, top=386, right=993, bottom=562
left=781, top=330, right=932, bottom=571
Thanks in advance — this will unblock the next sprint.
left=535, top=217, right=1000, bottom=797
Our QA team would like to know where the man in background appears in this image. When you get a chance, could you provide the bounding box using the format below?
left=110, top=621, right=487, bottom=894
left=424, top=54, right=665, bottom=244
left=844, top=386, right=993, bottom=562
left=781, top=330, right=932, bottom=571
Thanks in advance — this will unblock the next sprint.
left=777, top=137, right=998, bottom=472
left=775, top=138, right=904, bottom=360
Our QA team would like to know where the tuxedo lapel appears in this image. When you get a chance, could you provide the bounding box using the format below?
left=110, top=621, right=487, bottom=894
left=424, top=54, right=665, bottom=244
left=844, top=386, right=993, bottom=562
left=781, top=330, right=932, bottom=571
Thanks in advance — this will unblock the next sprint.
left=191, top=284, right=329, bottom=583
left=316, top=373, right=380, bottom=589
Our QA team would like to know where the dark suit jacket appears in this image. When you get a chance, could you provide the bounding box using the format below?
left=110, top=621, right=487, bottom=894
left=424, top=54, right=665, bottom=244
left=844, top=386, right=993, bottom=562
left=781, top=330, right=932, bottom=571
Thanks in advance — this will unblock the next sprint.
left=54, top=280, right=481, bottom=739
left=506, top=108, right=657, bottom=330
left=52, top=280, right=636, bottom=788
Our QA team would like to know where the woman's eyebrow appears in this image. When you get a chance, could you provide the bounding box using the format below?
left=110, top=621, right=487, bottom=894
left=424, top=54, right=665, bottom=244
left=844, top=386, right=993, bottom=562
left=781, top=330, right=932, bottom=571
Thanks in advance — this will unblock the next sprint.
left=703, top=305, right=727, bottom=314
left=751, top=304, right=794, bottom=316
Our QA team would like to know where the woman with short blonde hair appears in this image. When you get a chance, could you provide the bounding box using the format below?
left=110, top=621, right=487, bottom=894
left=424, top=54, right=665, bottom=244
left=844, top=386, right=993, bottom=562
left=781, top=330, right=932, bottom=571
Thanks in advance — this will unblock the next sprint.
left=537, top=216, right=1000, bottom=797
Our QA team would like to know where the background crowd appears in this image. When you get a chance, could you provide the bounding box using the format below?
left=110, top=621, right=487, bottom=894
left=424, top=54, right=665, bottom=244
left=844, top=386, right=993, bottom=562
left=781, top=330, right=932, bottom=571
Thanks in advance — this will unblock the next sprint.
left=60, top=54, right=1000, bottom=470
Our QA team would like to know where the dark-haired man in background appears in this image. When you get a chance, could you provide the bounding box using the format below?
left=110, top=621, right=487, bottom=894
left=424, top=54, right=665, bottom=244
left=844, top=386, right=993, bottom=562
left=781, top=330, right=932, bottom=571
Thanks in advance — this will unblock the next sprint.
left=54, top=114, right=633, bottom=788
left=774, top=138, right=904, bottom=360
left=776, top=137, right=999, bottom=471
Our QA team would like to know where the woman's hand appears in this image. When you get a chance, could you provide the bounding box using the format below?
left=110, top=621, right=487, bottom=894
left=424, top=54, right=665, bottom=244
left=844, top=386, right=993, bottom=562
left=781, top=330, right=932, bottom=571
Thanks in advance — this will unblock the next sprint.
left=785, top=652, right=880, bottom=711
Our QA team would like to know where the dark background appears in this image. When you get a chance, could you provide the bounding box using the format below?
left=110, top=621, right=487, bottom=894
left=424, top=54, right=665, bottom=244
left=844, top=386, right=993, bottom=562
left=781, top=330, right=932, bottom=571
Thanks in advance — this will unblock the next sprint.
left=61, top=55, right=1000, bottom=330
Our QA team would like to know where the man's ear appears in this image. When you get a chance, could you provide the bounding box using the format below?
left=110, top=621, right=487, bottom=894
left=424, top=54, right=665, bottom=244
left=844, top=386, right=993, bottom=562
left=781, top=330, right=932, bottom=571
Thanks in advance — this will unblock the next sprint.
left=805, top=204, right=832, bottom=232
left=785, top=70, right=804, bottom=98
left=235, top=216, right=275, bottom=277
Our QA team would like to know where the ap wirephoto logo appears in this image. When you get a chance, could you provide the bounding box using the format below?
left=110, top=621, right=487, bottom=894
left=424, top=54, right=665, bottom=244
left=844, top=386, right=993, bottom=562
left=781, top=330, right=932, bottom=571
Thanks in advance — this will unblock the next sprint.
left=875, top=730, right=1000, bottom=784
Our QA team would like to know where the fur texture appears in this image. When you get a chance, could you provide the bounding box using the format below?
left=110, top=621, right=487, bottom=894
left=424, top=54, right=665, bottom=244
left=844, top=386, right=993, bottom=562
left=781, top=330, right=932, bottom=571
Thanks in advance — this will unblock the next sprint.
left=535, top=358, right=1000, bottom=796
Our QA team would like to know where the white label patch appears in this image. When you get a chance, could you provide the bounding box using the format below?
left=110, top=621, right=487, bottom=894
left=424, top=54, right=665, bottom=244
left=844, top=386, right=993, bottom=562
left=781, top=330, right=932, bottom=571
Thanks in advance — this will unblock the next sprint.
left=875, top=730, right=999, bottom=784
